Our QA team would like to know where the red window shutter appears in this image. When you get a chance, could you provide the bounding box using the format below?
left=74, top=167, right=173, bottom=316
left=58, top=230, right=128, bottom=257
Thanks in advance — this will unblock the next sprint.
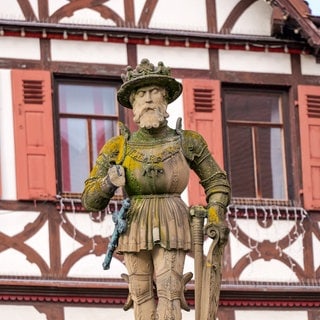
left=0, top=161, right=2, bottom=198
left=298, top=85, right=320, bottom=210
left=183, top=79, right=224, bottom=206
left=11, top=70, right=56, bottom=200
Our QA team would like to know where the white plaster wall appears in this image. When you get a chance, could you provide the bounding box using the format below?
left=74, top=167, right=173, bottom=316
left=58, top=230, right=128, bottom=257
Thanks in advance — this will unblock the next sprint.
left=48, top=0, right=69, bottom=16
left=0, top=70, right=17, bottom=200
left=240, top=258, right=299, bottom=282
left=0, top=249, right=42, bottom=276
left=229, top=232, right=251, bottom=268
left=236, top=219, right=296, bottom=242
left=0, top=210, right=44, bottom=276
left=312, top=229, right=320, bottom=271
left=232, top=1, right=272, bottom=35
left=64, top=306, right=195, bottom=320
left=148, top=0, right=207, bottom=31
left=65, top=211, right=114, bottom=239
left=167, top=88, right=184, bottom=130
left=28, top=0, right=39, bottom=20
left=219, top=50, right=292, bottom=74
left=235, top=310, right=308, bottom=320
left=60, top=224, right=83, bottom=262
left=51, top=40, right=128, bottom=65
left=282, top=235, right=305, bottom=271
left=0, top=0, right=39, bottom=20
left=60, top=212, right=128, bottom=278
left=217, top=0, right=272, bottom=35
left=137, top=45, right=210, bottom=70
left=25, top=221, right=50, bottom=265
left=60, top=9, right=116, bottom=25
left=301, top=54, right=320, bottom=75
left=0, top=37, right=40, bottom=60
left=229, top=219, right=305, bottom=282
left=216, top=0, right=241, bottom=32
left=65, top=307, right=135, bottom=320
left=0, top=0, right=273, bottom=36
left=0, top=1, right=25, bottom=20
left=0, top=209, right=307, bottom=282
left=48, top=0, right=124, bottom=25
left=68, top=252, right=129, bottom=279
left=0, top=305, right=47, bottom=320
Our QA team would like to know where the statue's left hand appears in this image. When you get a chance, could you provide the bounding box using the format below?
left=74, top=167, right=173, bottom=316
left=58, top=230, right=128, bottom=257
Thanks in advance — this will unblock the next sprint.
left=204, top=221, right=229, bottom=245
left=204, top=222, right=219, bottom=239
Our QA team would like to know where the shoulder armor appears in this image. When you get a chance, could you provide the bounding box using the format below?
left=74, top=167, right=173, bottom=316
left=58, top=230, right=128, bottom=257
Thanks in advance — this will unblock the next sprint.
left=118, top=121, right=130, bottom=140
left=180, top=130, right=208, bottom=162
left=100, top=134, right=127, bottom=165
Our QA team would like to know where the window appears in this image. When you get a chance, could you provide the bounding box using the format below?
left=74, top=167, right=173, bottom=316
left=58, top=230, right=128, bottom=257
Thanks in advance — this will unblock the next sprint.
left=223, top=88, right=289, bottom=202
left=56, top=80, right=120, bottom=195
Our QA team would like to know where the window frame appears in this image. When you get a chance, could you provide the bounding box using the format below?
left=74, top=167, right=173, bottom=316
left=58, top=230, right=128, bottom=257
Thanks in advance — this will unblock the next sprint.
left=53, top=76, right=123, bottom=197
left=222, top=85, right=293, bottom=205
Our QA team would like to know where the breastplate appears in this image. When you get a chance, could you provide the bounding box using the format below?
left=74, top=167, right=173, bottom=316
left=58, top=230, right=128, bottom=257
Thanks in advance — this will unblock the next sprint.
left=123, top=136, right=190, bottom=196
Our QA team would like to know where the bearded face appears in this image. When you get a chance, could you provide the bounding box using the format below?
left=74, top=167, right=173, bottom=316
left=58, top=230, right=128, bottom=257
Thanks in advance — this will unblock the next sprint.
left=131, top=86, right=169, bottom=129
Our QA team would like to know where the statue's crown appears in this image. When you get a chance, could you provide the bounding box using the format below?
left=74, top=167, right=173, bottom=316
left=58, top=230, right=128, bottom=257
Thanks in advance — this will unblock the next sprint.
left=117, top=58, right=182, bottom=108
left=121, top=58, right=171, bottom=83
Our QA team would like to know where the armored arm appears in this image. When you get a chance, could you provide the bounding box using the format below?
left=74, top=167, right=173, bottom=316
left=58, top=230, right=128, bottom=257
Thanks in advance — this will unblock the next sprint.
left=182, top=130, right=230, bottom=223
left=81, top=135, right=126, bottom=212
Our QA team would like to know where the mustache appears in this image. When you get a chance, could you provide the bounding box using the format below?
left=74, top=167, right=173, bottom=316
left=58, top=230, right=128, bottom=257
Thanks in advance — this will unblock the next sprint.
left=134, top=105, right=161, bottom=118
left=140, top=106, right=155, bottom=113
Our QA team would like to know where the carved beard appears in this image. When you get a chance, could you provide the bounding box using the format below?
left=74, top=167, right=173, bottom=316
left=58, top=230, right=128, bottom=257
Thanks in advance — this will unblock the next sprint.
left=133, top=102, right=169, bottom=129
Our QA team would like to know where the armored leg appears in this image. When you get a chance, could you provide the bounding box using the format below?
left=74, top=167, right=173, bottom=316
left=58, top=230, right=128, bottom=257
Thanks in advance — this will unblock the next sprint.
left=124, top=251, right=156, bottom=320
left=152, top=247, right=186, bottom=320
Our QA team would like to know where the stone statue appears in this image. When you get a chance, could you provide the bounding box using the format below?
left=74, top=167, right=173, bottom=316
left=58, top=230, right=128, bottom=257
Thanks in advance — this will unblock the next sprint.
left=81, top=58, right=230, bottom=320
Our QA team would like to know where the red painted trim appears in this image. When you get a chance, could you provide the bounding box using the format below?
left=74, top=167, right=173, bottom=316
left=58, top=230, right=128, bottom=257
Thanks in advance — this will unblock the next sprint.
left=0, top=29, right=310, bottom=56
left=1, top=294, right=319, bottom=308
left=0, top=294, right=126, bottom=305
left=1, top=279, right=319, bottom=308
left=219, top=300, right=320, bottom=308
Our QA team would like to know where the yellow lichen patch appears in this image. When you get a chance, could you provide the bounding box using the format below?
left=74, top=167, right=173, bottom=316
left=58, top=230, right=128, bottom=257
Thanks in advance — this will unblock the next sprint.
left=123, top=155, right=144, bottom=172
left=99, top=135, right=126, bottom=165
left=207, top=206, right=219, bottom=223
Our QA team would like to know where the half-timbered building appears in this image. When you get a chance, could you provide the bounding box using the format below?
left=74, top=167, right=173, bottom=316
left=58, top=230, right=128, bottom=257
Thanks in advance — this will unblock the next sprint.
left=0, top=1, right=319, bottom=319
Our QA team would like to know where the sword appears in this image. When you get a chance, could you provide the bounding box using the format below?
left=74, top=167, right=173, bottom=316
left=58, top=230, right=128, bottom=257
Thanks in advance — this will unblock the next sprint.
left=190, top=206, right=230, bottom=320
left=190, top=206, right=207, bottom=320
left=200, top=222, right=229, bottom=320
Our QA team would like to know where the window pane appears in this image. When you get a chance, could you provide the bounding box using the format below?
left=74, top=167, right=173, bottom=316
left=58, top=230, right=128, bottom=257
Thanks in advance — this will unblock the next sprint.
left=228, top=126, right=256, bottom=198
left=59, top=84, right=117, bottom=116
left=60, top=118, right=90, bottom=193
left=258, top=127, right=286, bottom=199
left=224, top=89, right=287, bottom=201
left=91, top=119, right=117, bottom=162
left=225, top=93, right=281, bottom=123
left=57, top=80, right=120, bottom=195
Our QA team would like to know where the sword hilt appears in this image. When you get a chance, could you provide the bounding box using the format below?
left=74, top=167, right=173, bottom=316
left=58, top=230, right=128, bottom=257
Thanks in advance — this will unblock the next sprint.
left=190, top=205, right=208, bottom=320
left=190, top=206, right=207, bottom=245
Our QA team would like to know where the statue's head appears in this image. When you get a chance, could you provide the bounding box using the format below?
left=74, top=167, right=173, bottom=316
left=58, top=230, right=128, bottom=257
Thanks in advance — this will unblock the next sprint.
left=117, top=58, right=182, bottom=109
